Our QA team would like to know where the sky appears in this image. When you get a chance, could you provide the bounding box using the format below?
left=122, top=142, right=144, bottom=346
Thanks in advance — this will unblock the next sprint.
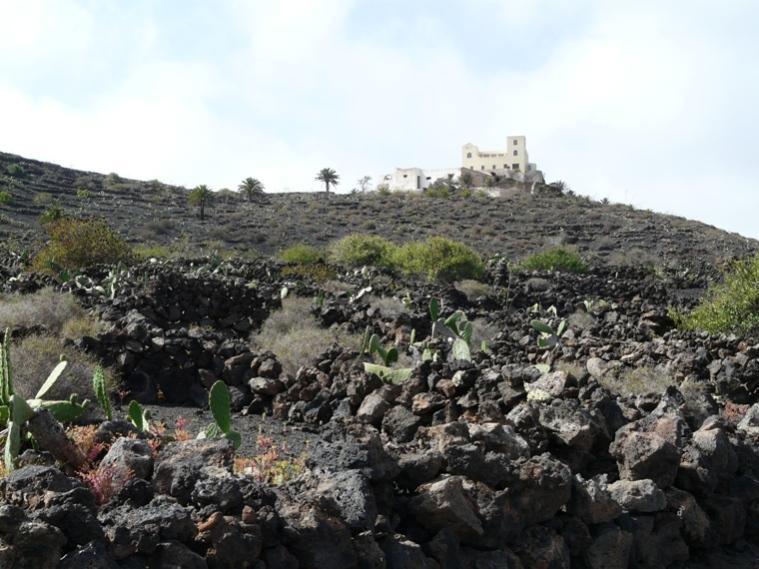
left=0, top=0, right=758, bottom=238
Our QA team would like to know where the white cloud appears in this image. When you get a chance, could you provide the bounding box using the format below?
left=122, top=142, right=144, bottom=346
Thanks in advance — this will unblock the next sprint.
left=0, top=0, right=757, bottom=237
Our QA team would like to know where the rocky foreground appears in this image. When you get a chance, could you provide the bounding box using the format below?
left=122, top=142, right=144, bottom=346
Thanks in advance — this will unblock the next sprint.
left=3, top=257, right=759, bottom=568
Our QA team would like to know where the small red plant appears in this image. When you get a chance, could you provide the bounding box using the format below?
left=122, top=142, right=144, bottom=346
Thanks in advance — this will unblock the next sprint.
left=78, top=465, right=134, bottom=505
left=174, top=416, right=192, bottom=441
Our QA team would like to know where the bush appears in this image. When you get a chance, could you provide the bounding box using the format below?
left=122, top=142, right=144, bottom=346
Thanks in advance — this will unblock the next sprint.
left=328, top=234, right=397, bottom=268
left=0, top=190, right=11, bottom=205
left=281, top=263, right=335, bottom=283
left=423, top=183, right=451, bottom=199
left=0, top=288, right=97, bottom=336
left=516, top=247, right=588, bottom=273
left=672, top=253, right=759, bottom=335
left=76, top=188, right=91, bottom=199
left=5, top=163, right=25, bottom=178
left=31, top=218, right=133, bottom=274
left=251, top=296, right=360, bottom=375
left=392, top=236, right=484, bottom=281
left=9, top=334, right=113, bottom=407
left=39, top=206, right=64, bottom=225
left=278, top=244, right=324, bottom=265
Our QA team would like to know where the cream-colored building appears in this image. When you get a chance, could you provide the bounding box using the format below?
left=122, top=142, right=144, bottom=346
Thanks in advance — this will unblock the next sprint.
left=462, top=136, right=536, bottom=174
left=379, top=135, right=542, bottom=191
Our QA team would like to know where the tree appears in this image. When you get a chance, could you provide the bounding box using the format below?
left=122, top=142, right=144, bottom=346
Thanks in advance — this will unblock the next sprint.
left=238, top=177, right=265, bottom=202
left=316, top=168, right=339, bottom=194
left=188, top=184, right=213, bottom=221
left=357, top=175, right=372, bottom=193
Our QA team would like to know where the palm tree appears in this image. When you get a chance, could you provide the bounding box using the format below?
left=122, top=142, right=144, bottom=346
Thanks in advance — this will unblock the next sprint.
left=188, top=184, right=213, bottom=221
left=238, top=177, right=265, bottom=202
left=315, top=168, right=339, bottom=194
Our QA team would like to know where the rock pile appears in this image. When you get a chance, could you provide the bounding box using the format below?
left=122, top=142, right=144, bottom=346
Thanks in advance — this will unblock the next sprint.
left=3, top=257, right=759, bottom=566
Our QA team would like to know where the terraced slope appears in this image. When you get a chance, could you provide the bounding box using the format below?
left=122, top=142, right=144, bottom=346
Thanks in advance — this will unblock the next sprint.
left=0, top=150, right=755, bottom=269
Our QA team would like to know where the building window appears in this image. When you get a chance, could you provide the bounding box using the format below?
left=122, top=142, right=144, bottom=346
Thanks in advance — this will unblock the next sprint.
left=504, top=164, right=509, bottom=169
left=403, top=174, right=407, bottom=178
left=426, top=176, right=431, bottom=180
left=467, top=152, right=472, bottom=158
left=512, top=163, right=520, bottom=170
left=513, top=139, right=518, bottom=145
left=481, top=166, right=485, bottom=170
left=513, top=149, right=518, bottom=156
left=492, top=165, right=496, bottom=169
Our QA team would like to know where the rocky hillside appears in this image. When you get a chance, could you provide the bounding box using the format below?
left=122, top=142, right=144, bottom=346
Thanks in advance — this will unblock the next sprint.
left=0, top=151, right=755, bottom=269
left=3, top=255, right=759, bottom=566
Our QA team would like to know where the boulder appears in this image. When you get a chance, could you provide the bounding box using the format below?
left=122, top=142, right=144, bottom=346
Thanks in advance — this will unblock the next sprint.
left=99, top=495, right=196, bottom=559
left=569, top=475, right=622, bottom=524
left=382, top=405, right=422, bottom=442
left=152, top=439, right=234, bottom=503
left=607, top=479, right=666, bottom=513
left=98, top=437, right=153, bottom=485
left=279, top=502, right=357, bottom=569
left=584, top=523, right=633, bottom=569
left=410, top=475, right=483, bottom=542
left=315, top=469, right=378, bottom=531
left=356, top=392, right=391, bottom=426
left=609, top=430, right=680, bottom=488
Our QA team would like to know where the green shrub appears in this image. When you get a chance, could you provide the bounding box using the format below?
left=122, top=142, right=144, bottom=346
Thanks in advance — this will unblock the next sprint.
left=516, top=247, right=588, bottom=273
left=39, top=206, right=64, bottom=225
left=5, top=164, right=24, bottom=178
left=0, top=191, right=11, bottom=205
left=392, top=236, right=484, bottom=281
left=672, top=253, right=759, bottom=335
left=76, top=188, right=91, bottom=199
left=32, top=218, right=133, bottom=274
left=133, top=243, right=172, bottom=259
left=328, top=234, right=397, bottom=268
left=278, top=244, right=324, bottom=265
left=280, top=263, right=335, bottom=283
left=423, top=183, right=451, bottom=199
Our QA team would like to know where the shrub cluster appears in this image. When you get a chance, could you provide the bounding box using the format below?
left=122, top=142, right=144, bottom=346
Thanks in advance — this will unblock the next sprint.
left=32, top=218, right=133, bottom=274
left=320, top=234, right=484, bottom=282
left=392, top=236, right=484, bottom=281
left=278, top=244, right=324, bottom=265
left=515, top=247, right=588, bottom=273
left=672, top=253, right=759, bottom=335
left=0, top=190, right=11, bottom=205
left=328, top=234, right=395, bottom=268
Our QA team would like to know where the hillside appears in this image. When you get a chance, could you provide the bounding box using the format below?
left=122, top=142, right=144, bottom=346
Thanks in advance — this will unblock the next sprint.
left=0, top=150, right=755, bottom=269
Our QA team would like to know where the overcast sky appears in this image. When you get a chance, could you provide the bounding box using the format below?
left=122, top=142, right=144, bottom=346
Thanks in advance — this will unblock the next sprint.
left=1, top=0, right=757, bottom=238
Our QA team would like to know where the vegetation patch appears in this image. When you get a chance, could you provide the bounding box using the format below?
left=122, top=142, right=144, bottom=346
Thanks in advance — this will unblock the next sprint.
left=515, top=247, right=588, bottom=273
left=0, top=191, right=12, bottom=205
left=32, top=218, right=133, bottom=274
left=9, top=334, right=114, bottom=404
left=392, top=236, right=484, bottom=281
left=328, top=234, right=397, bottom=268
left=671, top=252, right=759, bottom=335
left=278, top=244, right=324, bottom=265
left=0, top=288, right=99, bottom=337
left=251, top=296, right=360, bottom=375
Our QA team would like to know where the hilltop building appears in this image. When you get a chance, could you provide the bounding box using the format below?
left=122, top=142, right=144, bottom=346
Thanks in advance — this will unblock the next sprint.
left=380, top=136, right=542, bottom=191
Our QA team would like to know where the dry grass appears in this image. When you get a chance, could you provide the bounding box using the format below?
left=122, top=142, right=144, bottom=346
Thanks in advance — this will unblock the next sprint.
left=0, top=288, right=99, bottom=336
left=470, top=317, right=502, bottom=350
left=9, top=334, right=114, bottom=405
left=367, top=295, right=409, bottom=319
left=251, top=296, right=361, bottom=375
left=455, top=279, right=494, bottom=301
left=597, top=365, right=676, bottom=397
